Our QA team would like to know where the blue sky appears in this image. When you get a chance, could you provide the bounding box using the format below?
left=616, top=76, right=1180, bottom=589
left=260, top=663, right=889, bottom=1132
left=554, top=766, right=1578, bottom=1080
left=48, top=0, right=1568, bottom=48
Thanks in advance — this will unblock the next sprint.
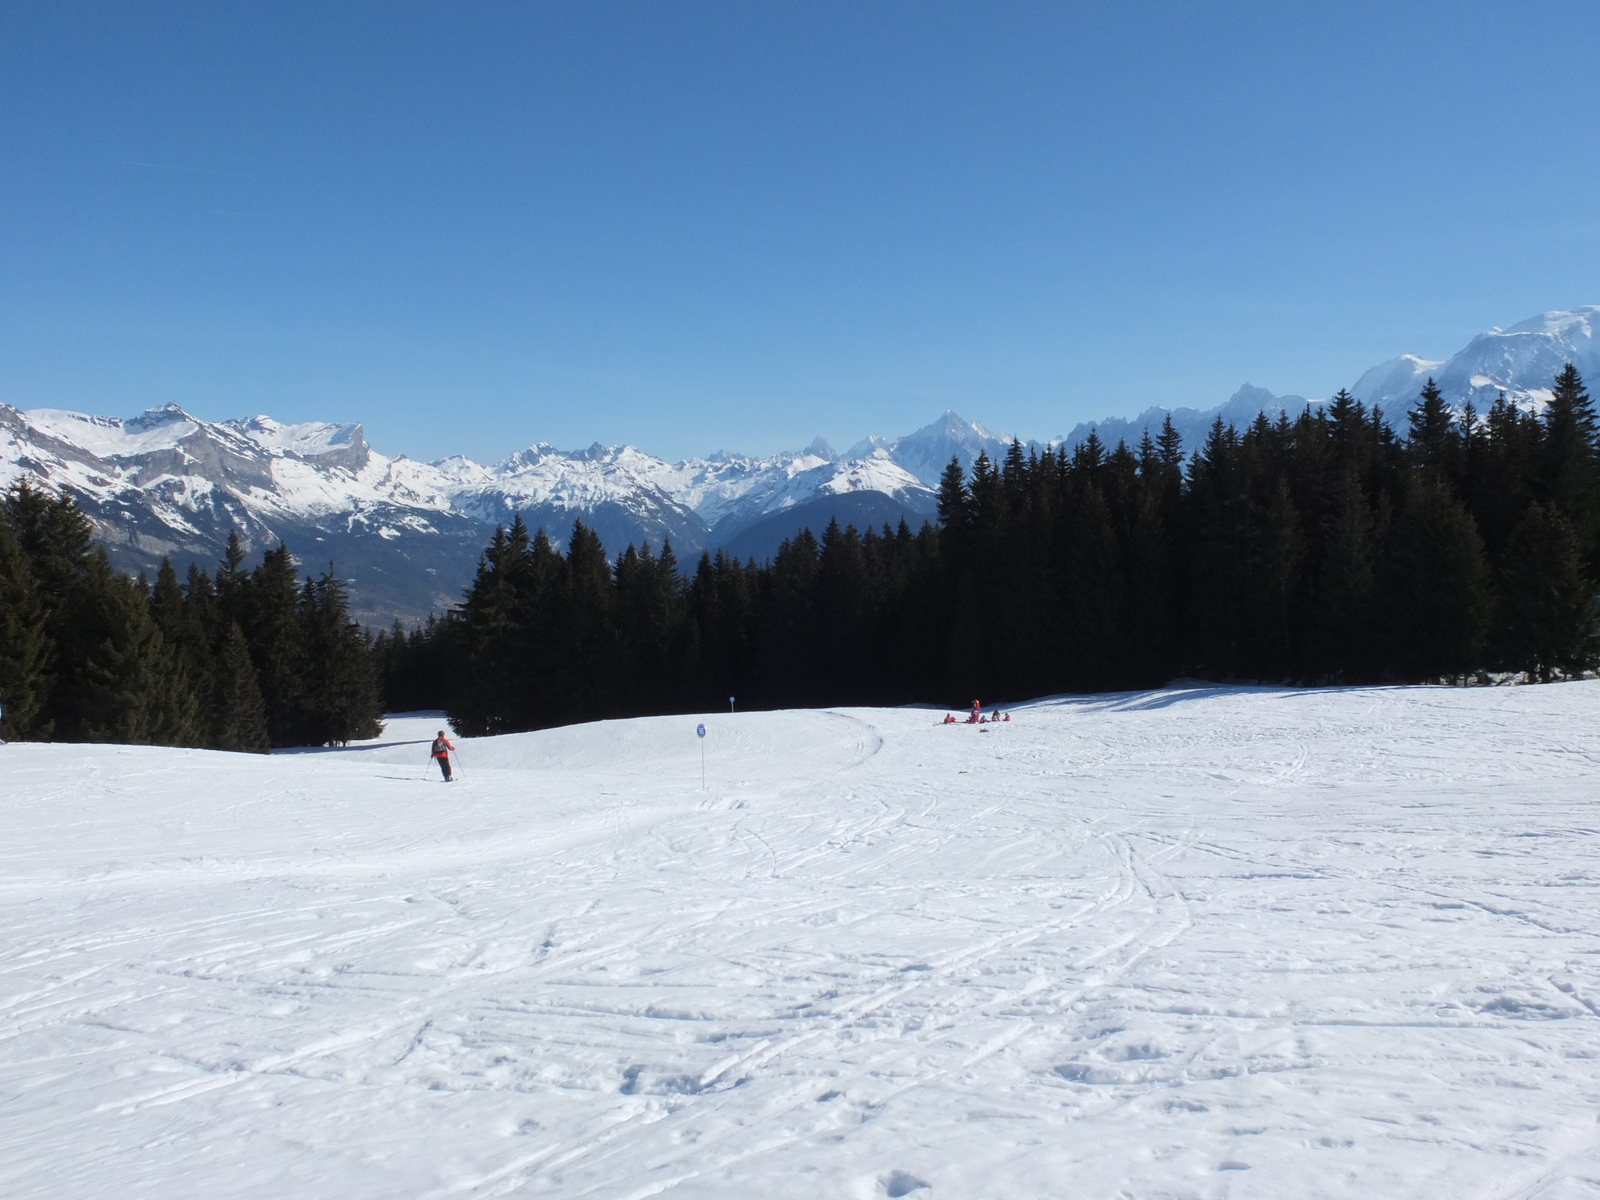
left=2, top=1, right=1597, bottom=464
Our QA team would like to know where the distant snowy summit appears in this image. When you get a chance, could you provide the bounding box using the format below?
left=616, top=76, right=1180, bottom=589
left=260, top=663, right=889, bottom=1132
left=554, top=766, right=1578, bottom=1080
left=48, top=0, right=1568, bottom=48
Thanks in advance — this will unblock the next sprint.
left=1351, top=306, right=1600, bottom=413
left=1, top=305, right=1594, bottom=624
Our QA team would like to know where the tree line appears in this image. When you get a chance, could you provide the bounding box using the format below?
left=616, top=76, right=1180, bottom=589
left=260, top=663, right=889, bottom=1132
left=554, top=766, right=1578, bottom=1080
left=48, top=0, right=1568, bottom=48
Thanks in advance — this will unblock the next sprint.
left=377, top=366, right=1600, bottom=737
left=4, top=367, right=1595, bottom=746
left=0, top=482, right=382, bottom=746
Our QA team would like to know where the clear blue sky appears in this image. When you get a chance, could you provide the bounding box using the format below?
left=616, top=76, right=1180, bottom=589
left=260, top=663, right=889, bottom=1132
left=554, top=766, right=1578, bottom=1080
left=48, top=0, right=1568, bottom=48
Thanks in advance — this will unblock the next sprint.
left=2, top=1, right=1597, bottom=463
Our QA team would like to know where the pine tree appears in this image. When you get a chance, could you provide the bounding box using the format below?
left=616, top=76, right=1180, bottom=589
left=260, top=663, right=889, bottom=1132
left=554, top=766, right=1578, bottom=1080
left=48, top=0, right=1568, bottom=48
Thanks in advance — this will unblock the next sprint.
left=151, top=558, right=217, bottom=709
left=936, top=457, right=971, bottom=545
left=0, top=516, right=51, bottom=739
left=211, top=620, right=271, bottom=751
left=455, top=519, right=533, bottom=734
left=1118, top=484, right=1173, bottom=687
left=4, top=484, right=196, bottom=742
left=1057, top=482, right=1122, bottom=691
left=816, top=519, right=869, bottom=701
left=216, top=528, right=250, bottom=620
left=1309, top=469, right=1378, bottom=680
left=1540, top=365, right=1600, bottom=573
left=1406, top=378, right=1459, bottom=477
left=1380, top=479, right=1489, bottom=682
left=71, top=552, right=202, bottom=744
left=760, top=530, right=821, bottom=703
left=1187, top=419, right=1249, bottom=676
left=1494, top=502, right=1599, bottom=682
left=614, top=540, right=688, bottom=715
left=688, top=548, right=754, bottom=710
left=298, top=567, right=383, bottom=746
left=561, top=520, right=618, bottom=719
left=242, top=543, right=308, bottom=745
left=1248, top=477, right=1303, bottom=679
left=1156, top=415, right=1185, bottom=483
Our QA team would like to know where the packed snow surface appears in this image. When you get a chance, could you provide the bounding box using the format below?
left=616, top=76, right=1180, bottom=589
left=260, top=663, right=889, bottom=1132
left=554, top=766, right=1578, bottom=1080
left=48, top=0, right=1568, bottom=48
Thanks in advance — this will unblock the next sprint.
left=5, top=684, right=1600, bottom=1199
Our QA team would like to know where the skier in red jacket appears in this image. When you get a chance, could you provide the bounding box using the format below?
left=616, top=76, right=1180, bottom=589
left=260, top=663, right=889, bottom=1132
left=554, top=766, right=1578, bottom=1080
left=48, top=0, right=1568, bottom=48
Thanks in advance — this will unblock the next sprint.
left=431, top=731, right=455, bottom=781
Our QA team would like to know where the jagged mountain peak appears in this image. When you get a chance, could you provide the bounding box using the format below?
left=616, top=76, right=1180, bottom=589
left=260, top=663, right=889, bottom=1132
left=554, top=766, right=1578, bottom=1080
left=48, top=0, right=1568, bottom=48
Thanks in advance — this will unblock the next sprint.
left=804, top=436, right=836, bottom=461
left=843, top=433, right=892, bottom=460
left=1227, top=383, right=1282, bottom=407
left=129, top=402, right=201, bottom=428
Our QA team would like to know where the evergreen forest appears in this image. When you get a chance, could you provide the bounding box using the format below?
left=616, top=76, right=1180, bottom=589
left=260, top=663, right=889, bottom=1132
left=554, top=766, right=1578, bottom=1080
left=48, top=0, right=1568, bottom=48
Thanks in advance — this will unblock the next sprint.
left=0, top=483, right=382, bottom=747
left=377, top=366, right=1600, bottom=737
left=3, top=367, right=1598, bottom=747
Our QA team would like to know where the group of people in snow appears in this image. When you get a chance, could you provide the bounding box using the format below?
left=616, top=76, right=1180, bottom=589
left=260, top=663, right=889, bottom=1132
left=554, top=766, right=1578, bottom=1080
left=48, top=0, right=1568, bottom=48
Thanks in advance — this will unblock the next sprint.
left=944, top=701, right=1009, bottom=725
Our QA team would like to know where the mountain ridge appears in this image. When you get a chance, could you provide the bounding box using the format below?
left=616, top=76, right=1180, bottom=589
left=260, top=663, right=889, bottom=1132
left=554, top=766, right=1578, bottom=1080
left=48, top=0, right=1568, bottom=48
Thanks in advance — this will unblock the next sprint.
left=3, top=305, right=1593, bottom=625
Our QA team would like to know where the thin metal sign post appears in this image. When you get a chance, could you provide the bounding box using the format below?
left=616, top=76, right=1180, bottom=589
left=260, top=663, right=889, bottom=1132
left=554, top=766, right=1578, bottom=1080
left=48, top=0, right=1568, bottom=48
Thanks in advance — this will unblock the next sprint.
left=696, top=723, right=707, bottom=790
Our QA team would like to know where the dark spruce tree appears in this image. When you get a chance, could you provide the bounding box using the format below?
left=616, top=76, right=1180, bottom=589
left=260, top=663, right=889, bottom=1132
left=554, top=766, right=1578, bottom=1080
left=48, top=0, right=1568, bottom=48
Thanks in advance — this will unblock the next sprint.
left=454, top=517, right=539, bottom=735
left=1540, top=363, right=1600, bottom=571
left=615, top=539, right=688, bottom=716
left=1379, top=478, right=1490, bottom=682
left=298, top=567, right=383, bottom=746
left=212, top=620, right=272, bottom=752
left=3, top=481, right=200, bottom=744
left=1308, top=468, right=1378, bottom=681
left=73, top=554, right=203, bottom=745
left=1494, top=502, right=1599, bottom=682
left=0, top=512, right=51, bottom=739
left=1406, top=378, right=1461, bottom=479
left=242, top=543, right=310, bottom=745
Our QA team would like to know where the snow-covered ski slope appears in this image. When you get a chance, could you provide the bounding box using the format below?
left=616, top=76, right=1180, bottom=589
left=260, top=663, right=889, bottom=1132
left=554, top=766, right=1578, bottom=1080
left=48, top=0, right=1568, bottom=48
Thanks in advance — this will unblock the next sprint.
left=5, top=685, right=1600, bottom=1199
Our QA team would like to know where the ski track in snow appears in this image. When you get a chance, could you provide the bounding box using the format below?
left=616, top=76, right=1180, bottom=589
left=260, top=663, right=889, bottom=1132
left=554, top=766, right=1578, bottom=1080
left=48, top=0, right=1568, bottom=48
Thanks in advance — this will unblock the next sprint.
left=4, top=686, right=1600, bottom=1198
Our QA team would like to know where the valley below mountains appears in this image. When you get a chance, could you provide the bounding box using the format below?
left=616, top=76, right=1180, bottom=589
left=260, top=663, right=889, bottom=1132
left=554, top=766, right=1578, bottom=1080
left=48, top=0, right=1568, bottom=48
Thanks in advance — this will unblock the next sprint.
left=2, top=305, right=1594, bottom=626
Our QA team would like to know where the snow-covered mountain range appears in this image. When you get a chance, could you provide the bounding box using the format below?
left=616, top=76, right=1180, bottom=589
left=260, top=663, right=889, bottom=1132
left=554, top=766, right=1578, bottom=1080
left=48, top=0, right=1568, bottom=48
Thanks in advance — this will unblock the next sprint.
left=0, top=405, right=960, bottom=624
left=3, top=306, right=1593, bottom=624
left=1351, top=306, right=1600, bottom=414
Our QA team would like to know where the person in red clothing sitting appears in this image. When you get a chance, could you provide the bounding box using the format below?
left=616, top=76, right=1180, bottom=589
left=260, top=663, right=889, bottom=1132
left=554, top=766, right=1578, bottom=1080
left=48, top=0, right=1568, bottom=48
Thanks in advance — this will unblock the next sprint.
left=431, top=730, right=456, bottom=781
